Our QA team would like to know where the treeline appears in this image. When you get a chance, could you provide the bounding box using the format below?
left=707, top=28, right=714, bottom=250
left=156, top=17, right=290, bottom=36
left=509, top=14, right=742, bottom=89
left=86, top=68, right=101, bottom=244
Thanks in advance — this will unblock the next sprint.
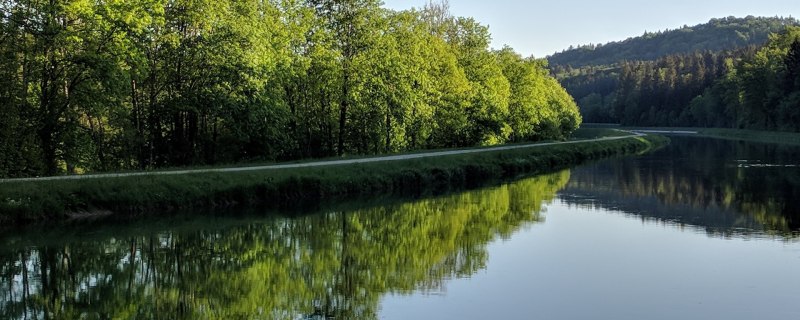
left=554, top=48, right=755, bottom=124
left=0, top=0, right=581, bottom=178
left=549, top=16, right=797, bottom=67
left=613, top=48, right=756, bottom=126
left=554, top=66, right=619, bottom=123
left=609, top=27, right=800, bottom=129
left=691, top=27, right=800, bottom=130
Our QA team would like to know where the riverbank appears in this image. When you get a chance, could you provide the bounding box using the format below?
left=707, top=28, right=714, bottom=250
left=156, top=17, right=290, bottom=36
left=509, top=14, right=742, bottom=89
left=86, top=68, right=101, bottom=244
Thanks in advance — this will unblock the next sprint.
left=584, top=124, right=800, bottom=146
left=0, top=134, right=668, bottom=224
left=694, top=128, right=800, bottom=145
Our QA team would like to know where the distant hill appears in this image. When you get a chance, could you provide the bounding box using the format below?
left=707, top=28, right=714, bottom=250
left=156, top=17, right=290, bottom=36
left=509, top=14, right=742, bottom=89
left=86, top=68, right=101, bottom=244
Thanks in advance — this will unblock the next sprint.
left=548, top=16, right=798, bottom=67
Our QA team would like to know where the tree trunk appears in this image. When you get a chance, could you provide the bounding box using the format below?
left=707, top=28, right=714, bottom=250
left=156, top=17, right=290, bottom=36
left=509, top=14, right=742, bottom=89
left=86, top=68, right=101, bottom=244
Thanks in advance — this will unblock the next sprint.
left=338, top=72, right=349, bottom=156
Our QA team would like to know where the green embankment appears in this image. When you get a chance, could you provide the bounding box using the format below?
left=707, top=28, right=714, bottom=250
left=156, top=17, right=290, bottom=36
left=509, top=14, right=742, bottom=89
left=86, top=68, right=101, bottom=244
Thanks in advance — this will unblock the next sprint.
left=583, top=124, right=800, bottom=146
left=0, top=135, right=668, bottom=224
left=568, top=128, right=634, bottom=140
left=695, top=128, right=800, bottom=146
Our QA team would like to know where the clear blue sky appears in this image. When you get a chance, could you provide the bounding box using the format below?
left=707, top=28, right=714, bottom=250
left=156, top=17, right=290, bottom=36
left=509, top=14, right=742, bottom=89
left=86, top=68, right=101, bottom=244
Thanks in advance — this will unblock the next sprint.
left=382, top=0, right=800, bottom=58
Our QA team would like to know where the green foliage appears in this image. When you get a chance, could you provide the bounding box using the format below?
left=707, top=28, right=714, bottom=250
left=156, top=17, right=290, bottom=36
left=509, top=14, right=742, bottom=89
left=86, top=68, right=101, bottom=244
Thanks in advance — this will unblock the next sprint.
left=612, top=49, right=754, bottom=126
left=732, top=27, right=800, bottom=131
left=669, top=27, right=800, bottom=131
left=551, top=17, right=800, bottom=132
left=497, top=48, right=581, bottom=141
left=549, top=16, right=797, bottom=67
left=0, top=0, right=581, bottom=178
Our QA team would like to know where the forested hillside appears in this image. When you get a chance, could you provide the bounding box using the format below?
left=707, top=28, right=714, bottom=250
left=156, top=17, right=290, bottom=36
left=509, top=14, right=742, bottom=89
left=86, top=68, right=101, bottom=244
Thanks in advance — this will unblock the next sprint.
left=686, top=27, right=800, bottom=131
left=549, top=16, right=795, bottom=67
left=549, top=16, right=800, bottom=129
left=0, top=0, right=581, bottom=178
left=562, top=48, right=751, bottom=124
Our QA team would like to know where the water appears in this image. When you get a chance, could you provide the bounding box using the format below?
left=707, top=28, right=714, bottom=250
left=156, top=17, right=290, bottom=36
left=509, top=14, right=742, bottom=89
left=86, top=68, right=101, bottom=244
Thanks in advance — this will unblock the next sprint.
left=1, top=137, right=799, bottom=319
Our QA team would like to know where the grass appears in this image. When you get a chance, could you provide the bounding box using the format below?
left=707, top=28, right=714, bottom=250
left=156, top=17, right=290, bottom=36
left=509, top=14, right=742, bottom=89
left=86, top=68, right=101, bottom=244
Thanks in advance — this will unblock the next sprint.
left=624, top=126, right=800, bottom=145
left=694, top=128, right=800, bottom=145
left=569, top=128, right=632, bottom=140
left=0, top=134, right=669, bottom=225
left=583, top=123, right=800, bottom=145
left=2, top=128, right=600, bottom=179
left=0, top=128, right=622, bottom=182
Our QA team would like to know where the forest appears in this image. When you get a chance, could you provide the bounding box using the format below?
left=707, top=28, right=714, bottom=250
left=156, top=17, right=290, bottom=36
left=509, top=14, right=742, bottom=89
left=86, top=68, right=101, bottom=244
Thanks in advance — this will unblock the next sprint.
left=0, top=0, right=581, bottom=179
left=549, top=16, right=796, bottom=67
left=550, top=16, right=800, bottom=130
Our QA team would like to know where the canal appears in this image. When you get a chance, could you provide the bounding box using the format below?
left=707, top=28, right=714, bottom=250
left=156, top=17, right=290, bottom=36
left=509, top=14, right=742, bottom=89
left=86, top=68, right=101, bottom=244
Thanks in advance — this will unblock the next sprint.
left=1, top=136, right=798, bottom=319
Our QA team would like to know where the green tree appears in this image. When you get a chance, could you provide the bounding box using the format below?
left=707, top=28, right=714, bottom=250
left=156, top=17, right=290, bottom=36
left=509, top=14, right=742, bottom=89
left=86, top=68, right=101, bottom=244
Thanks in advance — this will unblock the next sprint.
left=0, top=0, right=584, bottom=178
left=738, top=27, right=800, bottom=130
left=447, top=17, right=510, bottom=145
left=497, top=47, right=581, bottom=141
left=777, top=38, right=800, bottom=131
left=308, top=0, right=383, bottom=155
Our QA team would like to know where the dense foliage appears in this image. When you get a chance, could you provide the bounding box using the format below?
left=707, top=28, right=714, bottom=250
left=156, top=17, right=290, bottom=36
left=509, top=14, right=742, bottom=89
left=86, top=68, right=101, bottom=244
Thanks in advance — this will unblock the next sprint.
left=607, top=28, right=800, bottom=129
left=549, top=16, right=796, bottom=67
left=550, top=16, right=800, bottom=131
left=0, top=0, right=581, bottom=178
left=612, top=48, right=755, bottom=126
left=693, top=27, right=800, bottom=131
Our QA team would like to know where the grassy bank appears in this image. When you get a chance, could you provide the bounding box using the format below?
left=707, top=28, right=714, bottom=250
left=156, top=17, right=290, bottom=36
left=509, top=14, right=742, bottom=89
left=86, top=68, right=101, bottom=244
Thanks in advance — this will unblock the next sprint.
left=569, top=128, right=633, bottom=139
left=0, top=135, right=668, bottom=224
left=694, top=128, right=800, bottom=145
left=582, top=124, right=800, bottom=146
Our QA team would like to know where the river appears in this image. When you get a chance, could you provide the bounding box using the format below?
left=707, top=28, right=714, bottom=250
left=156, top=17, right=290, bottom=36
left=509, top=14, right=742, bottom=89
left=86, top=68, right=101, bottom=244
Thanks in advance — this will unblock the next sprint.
left=1, top=136, right=799, bottom=319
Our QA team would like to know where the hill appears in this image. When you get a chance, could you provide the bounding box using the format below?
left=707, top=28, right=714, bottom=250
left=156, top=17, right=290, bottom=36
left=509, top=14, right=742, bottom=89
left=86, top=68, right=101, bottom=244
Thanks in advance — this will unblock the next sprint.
left=548, top=16, right=800, bottom=129
left=548, top=16, right=797, bottom=68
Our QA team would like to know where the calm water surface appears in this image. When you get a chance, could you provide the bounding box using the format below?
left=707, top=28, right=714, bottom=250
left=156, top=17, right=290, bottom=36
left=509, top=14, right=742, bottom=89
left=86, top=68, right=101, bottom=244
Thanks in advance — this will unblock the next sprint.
left=2, top=137, right=799, bottom=319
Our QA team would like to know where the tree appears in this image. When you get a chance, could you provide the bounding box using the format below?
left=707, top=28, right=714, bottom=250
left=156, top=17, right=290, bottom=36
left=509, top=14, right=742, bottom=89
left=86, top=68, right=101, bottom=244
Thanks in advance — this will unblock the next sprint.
left=0, top=1, right=583, bottom=178
left=778, top=37, right=800, bottom=130
left=497, top=47, right=580, bottom=141
left=446, top=17, right=510, bottom=145
left=308, top=0, right=382, bottom=155
left=785, top=39, right=800, bottom=91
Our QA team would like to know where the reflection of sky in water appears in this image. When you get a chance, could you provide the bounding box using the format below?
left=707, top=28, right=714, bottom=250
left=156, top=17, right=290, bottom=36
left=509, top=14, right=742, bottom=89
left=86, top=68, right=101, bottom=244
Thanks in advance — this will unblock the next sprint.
left=382, top=137, right=800, bottom=319
left=381, top=201, right=800, bottom=320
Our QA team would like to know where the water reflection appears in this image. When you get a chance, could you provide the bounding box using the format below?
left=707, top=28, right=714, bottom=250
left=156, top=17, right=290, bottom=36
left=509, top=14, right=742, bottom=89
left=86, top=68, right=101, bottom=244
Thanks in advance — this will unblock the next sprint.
left=0, top=172, right=570, bottom=320
left=3, top=137, right=800, bottom=319
left=561, top=137, right=800, bottom=238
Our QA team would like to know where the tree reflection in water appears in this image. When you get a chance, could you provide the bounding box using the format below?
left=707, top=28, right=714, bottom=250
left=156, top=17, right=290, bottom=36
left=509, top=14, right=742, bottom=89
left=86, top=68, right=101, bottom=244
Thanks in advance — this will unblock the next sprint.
left=562, top=137, right=800, bottom=238
left=0, top=171, right=570, bottom=320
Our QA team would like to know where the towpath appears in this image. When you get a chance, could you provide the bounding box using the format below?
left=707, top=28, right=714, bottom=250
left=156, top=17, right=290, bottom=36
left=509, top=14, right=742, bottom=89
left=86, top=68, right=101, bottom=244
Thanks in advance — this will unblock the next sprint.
left=1, top=131, right=647, bottom=183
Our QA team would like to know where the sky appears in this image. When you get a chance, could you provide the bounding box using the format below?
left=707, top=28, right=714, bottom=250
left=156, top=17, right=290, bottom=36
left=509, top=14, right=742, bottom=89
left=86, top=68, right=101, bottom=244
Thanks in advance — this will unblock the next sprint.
left=381, top=0, right=800, bottom=58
